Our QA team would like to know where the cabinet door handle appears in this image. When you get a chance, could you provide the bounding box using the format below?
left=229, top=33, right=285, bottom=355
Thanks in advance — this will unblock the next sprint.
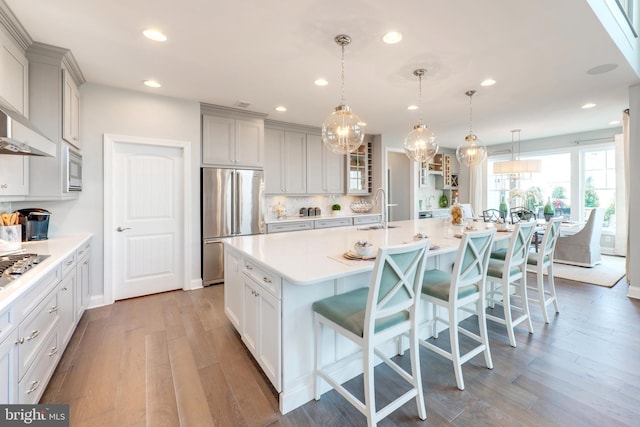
left=16, top=337, right=24, bottom=345
left=26, top=330, right=40, bottom=341
left=245, top=265, right=253, bottom=271
left=0, top=184, right=7, bottom=189
left=263, top=277, right=271, bottom=284
left=66, top=260, right=74, bottom=266
left=116, top=226, right=132, bottom=232
left=48, top=346, right=58, bottom=357
left=49, top=305, right=58, bottom=314
left=62, top=287, right=68, bottom=291
left=26, top=381, right=40, bottom=394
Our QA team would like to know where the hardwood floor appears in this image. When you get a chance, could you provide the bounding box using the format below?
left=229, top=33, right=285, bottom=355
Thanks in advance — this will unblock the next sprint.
left=41, top=273, right=640, bottom=426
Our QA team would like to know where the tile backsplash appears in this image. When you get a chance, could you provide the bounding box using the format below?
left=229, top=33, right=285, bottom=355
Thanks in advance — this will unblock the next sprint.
left=266, top=195, right=378, bottom=219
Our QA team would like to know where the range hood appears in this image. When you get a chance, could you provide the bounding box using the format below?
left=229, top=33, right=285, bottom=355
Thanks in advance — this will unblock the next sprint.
left=0, top=107, right=56, bottom=157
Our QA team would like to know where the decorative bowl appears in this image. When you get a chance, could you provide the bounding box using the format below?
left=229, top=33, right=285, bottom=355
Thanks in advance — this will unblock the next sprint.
left=354, top=240, right=374, bottom=257
left=350, top=201, right=373, bottom=213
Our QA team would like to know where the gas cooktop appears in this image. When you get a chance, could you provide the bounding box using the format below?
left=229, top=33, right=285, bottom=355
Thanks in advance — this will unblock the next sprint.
left=0, top=253, right=50, bottom=289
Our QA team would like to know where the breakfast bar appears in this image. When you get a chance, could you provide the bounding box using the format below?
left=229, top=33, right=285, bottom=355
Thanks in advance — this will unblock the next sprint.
left=222, top=218, right=508, bottom=413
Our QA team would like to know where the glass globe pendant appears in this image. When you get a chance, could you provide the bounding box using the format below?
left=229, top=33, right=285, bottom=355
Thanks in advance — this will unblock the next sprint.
left=404, top=69, right=438, bottom=162
left=456, top=90, right=487, bottom=167
left=322, top=35, right=365, bottom=154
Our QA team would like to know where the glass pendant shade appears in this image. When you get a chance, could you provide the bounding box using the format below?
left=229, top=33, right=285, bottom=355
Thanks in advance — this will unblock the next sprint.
left=456, top=133, right=487, bottom=166
left=322, top=104, right=364, bottom=154
left=404, top=123, right=438, bottom=162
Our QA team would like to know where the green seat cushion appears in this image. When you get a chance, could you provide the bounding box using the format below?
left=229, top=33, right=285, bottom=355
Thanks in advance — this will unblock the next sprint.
left=527, top=253, right=549, bottom=266
left=490, top=248, right=507, bottom=260
left=421, top=269, right=479, bottom=301
left=312, top=288, right=409, bottom=337
left=486, top=258, right=521, bottom=280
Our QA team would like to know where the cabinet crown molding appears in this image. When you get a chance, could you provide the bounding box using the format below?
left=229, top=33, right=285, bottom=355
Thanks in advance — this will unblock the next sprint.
left=201, top=102, right=268, bottom=120
left=0, top=1, right=32, bottom=50
left=26, top=42, right=85, bottom=86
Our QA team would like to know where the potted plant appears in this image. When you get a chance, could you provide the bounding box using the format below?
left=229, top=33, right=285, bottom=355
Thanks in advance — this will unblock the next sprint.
left=331, top=203, right=341, bottom=215
left=543, top=197, right=554, bottom=221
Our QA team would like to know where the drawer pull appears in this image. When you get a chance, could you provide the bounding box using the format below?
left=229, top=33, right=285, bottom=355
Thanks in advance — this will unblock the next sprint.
left=49, top=305, right=58, bottom=314
left=66, top=260, right=74, bottom=266
left=16, top=337, right=23, bottom=345
left=62, top=287, right=68, bottom=291
left=48, top=346, right=58, bottom=357
left=78, top=249, right=85, bottom=256
left=263, top=277, right=272, bottom=284
left=26, top=380, right=40, bottom=394
left=245, top=265, right=253, bottom=271
left=26, top=330, right=40, bottom=341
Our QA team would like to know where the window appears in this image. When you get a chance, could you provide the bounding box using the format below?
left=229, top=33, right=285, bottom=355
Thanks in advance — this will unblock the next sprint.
left=582, top=148, right=616, bottom=229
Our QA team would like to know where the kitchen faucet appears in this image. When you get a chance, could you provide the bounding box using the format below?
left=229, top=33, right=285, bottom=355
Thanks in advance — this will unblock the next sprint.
left=374, top=187, right=387, bottom=229
left=427, top=195, right=435, bottom=208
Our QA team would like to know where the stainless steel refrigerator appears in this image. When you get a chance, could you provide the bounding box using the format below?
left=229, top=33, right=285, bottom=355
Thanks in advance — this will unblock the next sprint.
left=201, top=167, right=264, bottom=285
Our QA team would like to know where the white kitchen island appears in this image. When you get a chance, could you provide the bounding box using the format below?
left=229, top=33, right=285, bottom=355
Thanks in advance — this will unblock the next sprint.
left=222, top=218, right=506, bottom=413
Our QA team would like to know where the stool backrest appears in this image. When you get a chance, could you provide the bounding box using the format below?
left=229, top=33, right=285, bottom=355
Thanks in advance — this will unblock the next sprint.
left=539, top=218, right=562, bottom=259
left=504, top=222, right=536, bottom=269
left=453, top=229, right=496, bottom=291
left=364, top=240, right=429, bottom=336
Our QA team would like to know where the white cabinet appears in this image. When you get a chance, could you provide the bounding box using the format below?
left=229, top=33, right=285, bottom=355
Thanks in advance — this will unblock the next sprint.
left=306, top=134, right=344, bottom=194
left=353, top=214, right=382, bottom=225
left=241, top=263, right=281, bottom=391
left=0, top=156, right=28, bottom=199
left=223, top=249, right=243, bottom=331
left=0, top=328, right=18, bottom=403
left=266, top=221, right=313, bottom=234
left=346, top=138, right=373, bottom=195
left=58, top=265, right=76, bottom=348
left=264, top=128, right=307, bottom=194
left=75, top=242, right=91, bottom=320
left=314, top=217, right=352, bottom=229
left=0, top=28, right=28, bottom=116
left=201, top=105, right=266, bottom=168
left=62, top=66, right=81, bottom=149
left=225, top=249, right=282, bottom=392
left=25, top=42, right=83, bottom=200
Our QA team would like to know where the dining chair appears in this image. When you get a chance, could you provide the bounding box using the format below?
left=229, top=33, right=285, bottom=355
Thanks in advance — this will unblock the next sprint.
left=510, top=207, right=536, bottom=224
left=419, top=228, right=496, bottom=390
left=482, top=209, right=501, bottom=223
left=526, top=218, right=562, bottom=323
left=313, top=239, right=430, bottom=426
left=486, top=222, right=537, bottom=347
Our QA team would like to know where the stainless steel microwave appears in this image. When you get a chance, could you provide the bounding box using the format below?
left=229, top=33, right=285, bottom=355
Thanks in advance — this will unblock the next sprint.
left=62, top=145, right=82, bottom=192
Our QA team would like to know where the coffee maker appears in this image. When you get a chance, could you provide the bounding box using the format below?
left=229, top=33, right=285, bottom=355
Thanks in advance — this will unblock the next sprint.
left=17, top=208, right=51, bottom=241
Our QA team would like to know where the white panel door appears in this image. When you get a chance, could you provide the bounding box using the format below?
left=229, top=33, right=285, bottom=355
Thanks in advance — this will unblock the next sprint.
left=113, top=142, right=184, bottom=300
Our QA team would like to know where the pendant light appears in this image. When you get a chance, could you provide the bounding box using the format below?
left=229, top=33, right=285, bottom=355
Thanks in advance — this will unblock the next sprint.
left=404, top=69, right=438, bottom=162
left=492, top=129, right=542, bottom=175
left=322, top=34, right=365, bottom=154
left=456, top=90, right=487, bottom=167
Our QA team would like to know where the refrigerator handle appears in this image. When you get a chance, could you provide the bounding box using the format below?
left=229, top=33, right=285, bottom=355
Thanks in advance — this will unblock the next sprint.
left=231, top=169, right=238, bottom=235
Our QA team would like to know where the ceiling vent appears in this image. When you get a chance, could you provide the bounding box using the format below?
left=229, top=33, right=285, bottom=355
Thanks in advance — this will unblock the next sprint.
left=234, top=100, right=251, bottom=109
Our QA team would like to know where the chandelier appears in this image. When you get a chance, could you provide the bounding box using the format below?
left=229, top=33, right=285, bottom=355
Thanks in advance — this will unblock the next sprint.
left=321, top=34, right=365, bottom=154
left=403, top=69, right=438, bottom=162
left=492, top=129, right=541, bottom=175
left=455, top=90, right=487, bottom=167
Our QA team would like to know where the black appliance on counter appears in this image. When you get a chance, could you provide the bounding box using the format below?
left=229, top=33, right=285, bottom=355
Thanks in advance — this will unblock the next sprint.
left=17, top=208, right=50, bottom=241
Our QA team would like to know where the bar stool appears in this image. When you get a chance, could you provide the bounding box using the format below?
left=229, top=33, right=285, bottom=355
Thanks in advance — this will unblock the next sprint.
left=526, top=218, right=562, bottom=323
left=486, top=222, right=536, bottom=347
left=419, top=228, right=495, bottom=390
left=312, top=240, right=430, bottom=427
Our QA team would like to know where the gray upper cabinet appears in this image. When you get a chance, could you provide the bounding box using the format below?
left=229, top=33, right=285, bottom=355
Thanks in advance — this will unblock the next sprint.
left=306, top=134, right=344, bottom=194
left=201, top=104, right=266, bottom=168
left=25, top=42, right=83, bottom=200
left=264, top=127, right=306, bottom=194
left=0, top=25, right=29, bottom=200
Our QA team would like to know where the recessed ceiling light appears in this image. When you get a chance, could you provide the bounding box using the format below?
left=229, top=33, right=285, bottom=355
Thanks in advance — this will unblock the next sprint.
left=143, top=29, right=167, bottom=42
left=382, top=31, right=402, bottom=44
left=480, top=79, right=496, bottom=87
left=143, top=80, right=162, bottom=88
left=275, top=106, right=287, bottom=112
left=609, top=120, right=621, bottom=125
left=314, top=78, right=328, bottom=86
left=581, top=103, right=596, bottom=109
left=407, top=105, right=418, bottom=110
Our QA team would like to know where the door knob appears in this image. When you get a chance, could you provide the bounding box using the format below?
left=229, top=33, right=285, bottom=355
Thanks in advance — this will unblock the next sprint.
left=116, top=226, right=131, bottom=232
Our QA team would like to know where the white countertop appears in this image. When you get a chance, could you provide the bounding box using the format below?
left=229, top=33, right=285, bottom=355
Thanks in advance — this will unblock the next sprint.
left=0, top=233, right=93, bottom=311
left=265, top=212, right=381, bottom=224
left=224, top=219, right=505, bottom=286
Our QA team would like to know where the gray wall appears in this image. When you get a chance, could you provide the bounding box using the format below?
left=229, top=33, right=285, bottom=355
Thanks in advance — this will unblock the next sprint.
left=14, top=83, right=201, bottom=304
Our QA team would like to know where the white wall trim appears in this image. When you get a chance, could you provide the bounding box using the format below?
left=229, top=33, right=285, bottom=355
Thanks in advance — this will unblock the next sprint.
left=103, top=134, right=192, bottom=304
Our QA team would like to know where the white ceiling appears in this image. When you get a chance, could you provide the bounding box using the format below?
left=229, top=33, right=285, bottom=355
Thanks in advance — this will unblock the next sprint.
left=5, top=0, right=639, bottom=148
